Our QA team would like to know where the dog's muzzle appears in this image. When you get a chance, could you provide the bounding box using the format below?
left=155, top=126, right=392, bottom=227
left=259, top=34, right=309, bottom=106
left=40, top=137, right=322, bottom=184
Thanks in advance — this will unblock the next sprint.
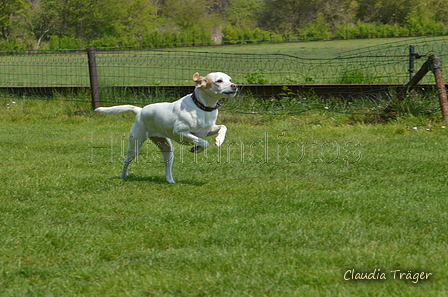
left=223, top=84, right=238, bottom=96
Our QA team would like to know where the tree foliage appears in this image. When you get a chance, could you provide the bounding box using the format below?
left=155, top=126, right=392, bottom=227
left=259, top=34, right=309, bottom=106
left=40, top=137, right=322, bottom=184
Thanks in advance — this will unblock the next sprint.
left=1, top=0, right=28, bottom=39
left=0, top=0, right=447, bottom=49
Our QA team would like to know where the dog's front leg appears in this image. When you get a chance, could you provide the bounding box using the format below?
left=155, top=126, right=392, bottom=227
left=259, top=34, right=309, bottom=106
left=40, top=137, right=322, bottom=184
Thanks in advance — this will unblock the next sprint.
left=179, top=132, right=209, bottom=153
left=207, top=125, right=227, bottom=147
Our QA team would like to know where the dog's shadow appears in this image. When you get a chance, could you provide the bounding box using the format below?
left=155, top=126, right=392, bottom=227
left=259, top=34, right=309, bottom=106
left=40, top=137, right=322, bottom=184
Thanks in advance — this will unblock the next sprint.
left=114, top=175, right=206, bottom=186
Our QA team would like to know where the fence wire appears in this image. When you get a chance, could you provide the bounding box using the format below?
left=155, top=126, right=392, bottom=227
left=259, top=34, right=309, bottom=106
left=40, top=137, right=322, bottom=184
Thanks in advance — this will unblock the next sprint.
left=1, top=36, right=448, bottom=103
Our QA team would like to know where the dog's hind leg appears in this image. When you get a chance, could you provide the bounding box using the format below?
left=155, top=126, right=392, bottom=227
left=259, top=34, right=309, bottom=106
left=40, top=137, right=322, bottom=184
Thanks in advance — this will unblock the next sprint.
left=120, top=124, right=147, bottom=179
left=150, top=137, right=175, bottom=184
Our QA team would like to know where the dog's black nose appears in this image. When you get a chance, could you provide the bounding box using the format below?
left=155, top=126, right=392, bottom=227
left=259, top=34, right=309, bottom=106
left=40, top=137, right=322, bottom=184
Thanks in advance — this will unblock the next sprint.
left=231, top=84, right=237, bottom=90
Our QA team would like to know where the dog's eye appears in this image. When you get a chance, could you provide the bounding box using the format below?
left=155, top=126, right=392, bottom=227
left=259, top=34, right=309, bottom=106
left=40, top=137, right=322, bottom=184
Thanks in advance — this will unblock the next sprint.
left=216, top=79, right=223, bottom=83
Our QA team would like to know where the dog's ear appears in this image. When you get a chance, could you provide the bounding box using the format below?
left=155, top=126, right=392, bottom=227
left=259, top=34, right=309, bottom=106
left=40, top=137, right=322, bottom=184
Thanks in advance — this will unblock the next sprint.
left=193, top=72, right=210, bottom=88
left=193, top=72, right=201, bottom=83
left=193, top=72, right=204, bottom=88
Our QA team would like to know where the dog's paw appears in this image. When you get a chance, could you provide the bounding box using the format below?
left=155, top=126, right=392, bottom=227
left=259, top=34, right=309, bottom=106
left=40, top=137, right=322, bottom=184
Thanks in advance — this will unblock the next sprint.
left=215, top=136, right=225, bottom=147
left=190, top=146, right=204, bottom=153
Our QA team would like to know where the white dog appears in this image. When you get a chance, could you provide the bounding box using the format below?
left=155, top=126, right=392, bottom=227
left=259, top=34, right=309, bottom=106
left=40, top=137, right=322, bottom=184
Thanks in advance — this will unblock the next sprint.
left=95, top=72, right=238, bottom=183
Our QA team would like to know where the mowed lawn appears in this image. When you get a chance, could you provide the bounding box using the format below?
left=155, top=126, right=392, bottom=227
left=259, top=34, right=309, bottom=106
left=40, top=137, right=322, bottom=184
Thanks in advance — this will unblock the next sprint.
left=1, top=99, right=448, bottom=296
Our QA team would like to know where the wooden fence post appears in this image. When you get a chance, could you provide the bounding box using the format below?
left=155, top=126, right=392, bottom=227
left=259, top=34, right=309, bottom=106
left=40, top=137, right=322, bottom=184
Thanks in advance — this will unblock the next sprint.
left=396, top=58, right=430, bottom=99
left=394, top=55, right=448, bottom=122
left=86, top=47, right=100, bottom=110
left=429, top=55, right=448, bottom=123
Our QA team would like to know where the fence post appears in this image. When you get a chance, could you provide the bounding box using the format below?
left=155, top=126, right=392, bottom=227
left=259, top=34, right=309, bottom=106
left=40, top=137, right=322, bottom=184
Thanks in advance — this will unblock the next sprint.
left=429, top=55, right=448, bottom=123
left=86, top=47, right=100, bottom=110
left=395, top=55, right=448, bottom=122
left=408, top=45, right=415, bottom=81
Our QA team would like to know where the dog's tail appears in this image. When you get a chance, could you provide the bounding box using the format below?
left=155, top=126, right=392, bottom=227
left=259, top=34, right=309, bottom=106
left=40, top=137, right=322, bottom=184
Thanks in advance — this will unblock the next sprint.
left=95, top=105, right=142, bottom=115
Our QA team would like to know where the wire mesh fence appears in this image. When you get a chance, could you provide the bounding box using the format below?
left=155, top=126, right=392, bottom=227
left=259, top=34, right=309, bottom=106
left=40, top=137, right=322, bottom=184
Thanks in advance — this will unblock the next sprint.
left=0, top=51, right=89, bottom=87
left=1, top=35, right=448, bottom=106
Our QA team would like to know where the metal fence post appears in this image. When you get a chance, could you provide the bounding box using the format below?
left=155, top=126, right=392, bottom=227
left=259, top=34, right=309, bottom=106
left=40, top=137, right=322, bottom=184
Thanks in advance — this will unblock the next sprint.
left=409, top=45, right=415, bottom=81
left=87, top=47, right=100, bottom=110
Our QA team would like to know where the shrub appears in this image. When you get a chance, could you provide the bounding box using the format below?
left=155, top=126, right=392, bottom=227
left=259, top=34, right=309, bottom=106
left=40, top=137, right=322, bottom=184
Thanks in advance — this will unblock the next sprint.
left=336, top=23, right=359, bottom=40
left=91, top=35, right=140, bottom=48
left=222, top=25, right=281, bottom=44
left=0, top=39, right=26, bottom=50
left=222, top=25, right=240, bottom=43
left=300, top=13, right=331, bottom=41
left=245, top=70, right=269, bottom=84
left=405, top=9, right=445, bottom=36
left=335, top=69, right=372, bottom=84
left=378, top=23, right=403, bottom=37
left=49, top=36, right=84, bottom=50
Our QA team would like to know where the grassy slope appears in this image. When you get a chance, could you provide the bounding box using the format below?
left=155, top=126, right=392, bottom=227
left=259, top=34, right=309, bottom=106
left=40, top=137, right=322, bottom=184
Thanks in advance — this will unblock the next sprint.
left=1, top=99, right=447, bottom=296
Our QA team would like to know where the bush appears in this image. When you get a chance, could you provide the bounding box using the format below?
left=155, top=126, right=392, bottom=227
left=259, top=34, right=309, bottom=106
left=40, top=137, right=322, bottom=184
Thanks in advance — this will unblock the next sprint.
left=222, top=25, right=281, bottom=44
left=336, top=23, right=359, bottom=40
left=300, top=13, right=331, bottom=41
left=179, top=26, right=214, bottom=46
left=141, top=27, right=214, bottom=48
left=377, top=23, right=403, bottom=37
left=142, top=31, right=170, bottom=48
left=0, top=39, right=27, bottom=50
left=245, top=70, right=268, bottom=84
left=357, top=21, right=381, bottom=38
left=222, top=25, right=240, bottom=43
left=335, top=20, right=444, bottom=40
left=49, top=36, right=84, bottom=50
left=335, top=69, right=373, bottom=84
left=405, top=9, right=446, bottom=36
left=91, top=35, right=140, bottom=48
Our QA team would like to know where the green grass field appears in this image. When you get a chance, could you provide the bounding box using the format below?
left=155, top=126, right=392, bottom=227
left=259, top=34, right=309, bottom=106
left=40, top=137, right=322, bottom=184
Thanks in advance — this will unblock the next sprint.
left=1, top=97, right=447, bottom=296
left=182, top=37, right=421, bottom=58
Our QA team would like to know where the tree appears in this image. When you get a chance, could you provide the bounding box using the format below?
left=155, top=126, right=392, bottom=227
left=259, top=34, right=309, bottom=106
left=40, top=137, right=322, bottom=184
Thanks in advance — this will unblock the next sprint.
left=162, top=0, right=221, bottom=30
left=225, top=0, right=263, bottom=29
left=24, top=0, right=59, bottom=48
left=259, top=0, right=311, bottom=32
left=0, top=0, right=28, bottom=40
left=319, top=0, right=357, bottom=29
left=356, top=0, right=413, bottom=24
left=120, top=0, right=159, bottom=38
left=405, top=2, right=444, bottom=35
left=22, top=0, right=161, bottom=48
left=2, top=0, right=448, bottom=49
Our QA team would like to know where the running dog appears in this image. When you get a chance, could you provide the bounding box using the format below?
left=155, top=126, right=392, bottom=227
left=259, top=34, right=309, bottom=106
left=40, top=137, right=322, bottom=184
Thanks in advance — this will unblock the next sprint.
left=95, top=72, right=238, bottom=183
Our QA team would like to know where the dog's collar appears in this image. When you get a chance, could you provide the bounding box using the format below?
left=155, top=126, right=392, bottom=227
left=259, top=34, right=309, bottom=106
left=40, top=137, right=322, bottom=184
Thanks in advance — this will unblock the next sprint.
left=191, top=91, right=221, bottom=112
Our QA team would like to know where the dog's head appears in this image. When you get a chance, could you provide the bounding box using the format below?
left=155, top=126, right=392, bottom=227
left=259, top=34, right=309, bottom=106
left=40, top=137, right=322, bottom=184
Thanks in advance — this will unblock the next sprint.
left=193, top=72, right=238, bottom=97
